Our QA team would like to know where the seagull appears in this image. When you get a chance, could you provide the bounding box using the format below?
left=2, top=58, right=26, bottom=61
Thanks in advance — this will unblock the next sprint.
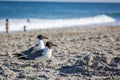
left=16, top=41, right=57, bottom=70
left=13, top=34, right=48, bottom=57
left=35, top=34, right=48, bottom=49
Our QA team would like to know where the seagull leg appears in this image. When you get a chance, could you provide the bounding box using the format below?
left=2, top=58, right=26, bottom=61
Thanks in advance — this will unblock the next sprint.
left=36, top=62, right=39, bottom=71
left=41, top=63, right=45, bottom=70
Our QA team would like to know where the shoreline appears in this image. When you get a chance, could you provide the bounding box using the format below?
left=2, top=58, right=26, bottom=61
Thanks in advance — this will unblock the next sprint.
left=0, top=24, right=120, bottom=34
left=0, top=14, right=118, bottom=33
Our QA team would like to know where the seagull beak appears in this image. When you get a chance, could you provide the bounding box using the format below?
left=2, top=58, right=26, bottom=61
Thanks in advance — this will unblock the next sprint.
left=43, top=35, right=48, bottom=39
left=52, top=43, right=57, bottom=47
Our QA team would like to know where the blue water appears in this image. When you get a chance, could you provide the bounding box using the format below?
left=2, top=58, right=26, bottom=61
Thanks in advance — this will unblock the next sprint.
left=0, top=1, right=120, bottom=21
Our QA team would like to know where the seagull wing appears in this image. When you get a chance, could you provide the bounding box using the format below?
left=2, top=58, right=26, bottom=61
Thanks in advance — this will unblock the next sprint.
left=27, top=49, right=44, bottom=60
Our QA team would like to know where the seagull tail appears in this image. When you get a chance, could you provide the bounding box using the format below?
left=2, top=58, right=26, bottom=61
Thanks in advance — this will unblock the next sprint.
left=18, top=56, right=29, bottom=60
left=12, top=54, right=23, bottom=57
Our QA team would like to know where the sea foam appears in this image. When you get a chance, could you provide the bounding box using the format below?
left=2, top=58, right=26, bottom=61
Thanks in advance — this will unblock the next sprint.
left=0, top=15, right=116, bottom=33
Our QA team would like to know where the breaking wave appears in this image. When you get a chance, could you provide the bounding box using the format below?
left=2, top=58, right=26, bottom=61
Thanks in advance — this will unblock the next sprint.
left=0, top=15, right=116, bottom=32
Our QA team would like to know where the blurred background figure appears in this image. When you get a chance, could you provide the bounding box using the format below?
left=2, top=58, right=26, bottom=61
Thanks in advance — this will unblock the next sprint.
left=5, top=19, right=9, bottom=33
left=24, top=25, right=26, bottom=32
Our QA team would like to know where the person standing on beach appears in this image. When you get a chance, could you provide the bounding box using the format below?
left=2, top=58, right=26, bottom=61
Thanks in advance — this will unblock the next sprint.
left=5, top=19, right=9, bottom=33
left=24, top=25, right=26, bottom=32
left=27, top=18, right=30, bottom=23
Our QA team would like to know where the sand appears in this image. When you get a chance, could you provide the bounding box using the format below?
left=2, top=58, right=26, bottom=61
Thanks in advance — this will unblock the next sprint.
left=0, top=26, right=120, bottom=80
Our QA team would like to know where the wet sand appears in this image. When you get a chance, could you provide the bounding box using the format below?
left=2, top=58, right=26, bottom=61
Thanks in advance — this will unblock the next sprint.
left=0, top=26, right=120, bottom=80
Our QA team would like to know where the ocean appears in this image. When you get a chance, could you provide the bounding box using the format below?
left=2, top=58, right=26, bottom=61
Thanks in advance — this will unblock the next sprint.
left=0, top=1, right=120, bottom=32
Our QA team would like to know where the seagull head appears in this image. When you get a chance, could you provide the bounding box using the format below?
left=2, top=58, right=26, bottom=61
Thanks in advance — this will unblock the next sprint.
left=37, top=35, right=48, bottom=40
left=46, top=41, right=57, bottom=49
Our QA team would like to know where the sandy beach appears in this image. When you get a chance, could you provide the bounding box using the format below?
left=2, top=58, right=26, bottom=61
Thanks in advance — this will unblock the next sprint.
left=0, top=26, right=120, bottom=80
